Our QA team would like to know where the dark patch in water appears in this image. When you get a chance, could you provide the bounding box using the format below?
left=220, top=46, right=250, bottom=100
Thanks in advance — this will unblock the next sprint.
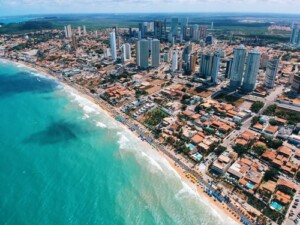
left=0, top=71, right=57, bottom=97
left=24, top=120, right=78, bottom=145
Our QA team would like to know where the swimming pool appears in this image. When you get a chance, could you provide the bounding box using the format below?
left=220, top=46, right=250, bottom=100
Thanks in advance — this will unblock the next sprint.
left=246, top=182, right=255, bottom=189
left=192, top=153, right=203, bottom=161
left=270, top=201, right=283, bottom=211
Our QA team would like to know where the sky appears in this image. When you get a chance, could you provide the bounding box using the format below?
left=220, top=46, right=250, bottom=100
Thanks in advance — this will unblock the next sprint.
left=0, top=0, right=300, bottom=16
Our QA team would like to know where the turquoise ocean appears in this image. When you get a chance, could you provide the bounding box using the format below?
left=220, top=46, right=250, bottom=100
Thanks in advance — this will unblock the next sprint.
left=0, top=59, right=236, bottom=225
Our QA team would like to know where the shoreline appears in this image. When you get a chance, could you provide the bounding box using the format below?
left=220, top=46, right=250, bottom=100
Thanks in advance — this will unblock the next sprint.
left=1, top=58, right=246, bottom=225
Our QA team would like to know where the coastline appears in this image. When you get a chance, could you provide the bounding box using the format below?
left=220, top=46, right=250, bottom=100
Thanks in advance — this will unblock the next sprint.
left=0, top=58, right=244, bottom=225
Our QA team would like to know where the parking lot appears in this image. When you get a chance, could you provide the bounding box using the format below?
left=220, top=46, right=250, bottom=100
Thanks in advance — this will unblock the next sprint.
left=285, top=190, right=300, bottom=225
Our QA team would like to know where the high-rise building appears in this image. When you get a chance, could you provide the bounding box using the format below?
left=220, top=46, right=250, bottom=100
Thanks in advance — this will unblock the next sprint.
left=109, top=31, right=117, bottom=61
left=151, top=39, right=160, bottom=67
left=139, top=39, right=149, bottom=69
left=171, top=18, right=179, bottom=36
left=211, top=50, right=222, bottom=84
left=64, top=25, right=72, bottom=38
left=199, top=26, right=208, bottom=40
left=171, top=50, right=178, bottom=72
left=291, top=74, right=300, bottom=94
left=190, top=52, right=197, bottom=73
left=83, top=25, right=87, bottom=36
left=121, top=43, right=131, bottom=62
left=224, top=58, right=233, bottom=79
left=182, top=43, right=191, bottom=63
left=139, top=22, right=147, bottom=39
left=113, top=26, right=118, bottom=37
left=230, top=45, right=247, bottom=89
left=265, top=58, right=279, bottom=89
left=191, top=24, right=199, bottom=41
left=290, top=24, right=300, bottom=45
left=199, top=52, right=213, bottom=80
left=154, top=21, right=163, bottom=39
left=205, top=35, right=213, bottom=45
left=180, top=18, right=188, bottom=35
left=71, top=35, right=78, bottom=50
left=241, top=48, right=261, bottom=92
left=77, top=26, right=81, bottom=36
left=182, top=25, right=190, bottom=41
left=163, top=18, right=167, bottom=38
left=260, top=53, right=269, bottom=69
left=135, top=40, right=140, bottom=66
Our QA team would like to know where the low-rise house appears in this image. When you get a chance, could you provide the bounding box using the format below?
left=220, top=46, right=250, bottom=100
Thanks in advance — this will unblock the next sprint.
left=263, top=125, right=279, bottom=137
left=277, top=146, right=292, bottom=158
left=227, top=157, right=265, bottom=192
left=259, top=180, right=277, bottom=195
left=211, top=152, right=233, bottom=176
left=277, top=179, right=298, bottom=194
left=274, top=190, right=292, bottom=205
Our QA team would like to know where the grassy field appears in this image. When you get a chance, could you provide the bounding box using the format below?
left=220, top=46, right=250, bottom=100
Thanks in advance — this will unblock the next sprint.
left=214, top=93, right=245, bottom=107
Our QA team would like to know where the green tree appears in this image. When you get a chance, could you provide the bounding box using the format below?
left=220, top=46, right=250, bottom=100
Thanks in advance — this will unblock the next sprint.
left=266, top=139, right=282, bottom=149
left=215, top=146, right=226, bottom=156
left=252, top=116, right=260, bottom=125
left=263, top=104, right=277, bottom=116
left=233, top=144, right=248, bottom=157
left=263, top=168, right=279, bottom=181
left=252, top=144, right=267, bottom=155
left=250, top=101, right=264, bottom=113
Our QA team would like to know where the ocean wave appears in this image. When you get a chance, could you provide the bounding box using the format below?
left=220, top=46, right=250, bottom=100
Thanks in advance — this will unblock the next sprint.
left=95, top=121, right=107, bottom=128
left=63, top=86, right=119, bottom=130
left=57, top=79, right=238, bottom=225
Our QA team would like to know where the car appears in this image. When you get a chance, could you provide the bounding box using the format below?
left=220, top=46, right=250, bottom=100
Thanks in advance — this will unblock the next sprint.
left=295, top=199, right=299, bottom=202
left=292, top=205, right=297, bottom=208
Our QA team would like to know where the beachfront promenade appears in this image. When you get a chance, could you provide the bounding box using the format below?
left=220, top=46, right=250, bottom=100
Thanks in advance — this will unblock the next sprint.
left=62, top=78, right=254, bottom=225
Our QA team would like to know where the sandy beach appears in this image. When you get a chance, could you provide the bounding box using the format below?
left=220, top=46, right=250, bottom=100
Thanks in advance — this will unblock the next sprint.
left=3, top=58, right=246, bottom=225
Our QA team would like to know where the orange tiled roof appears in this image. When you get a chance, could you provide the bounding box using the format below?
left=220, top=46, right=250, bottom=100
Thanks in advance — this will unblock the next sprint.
left=265, top=125, right=279, bottom=134
left=277, top=146, right=292, bottom=156
left=277, top=179, right=298, bottom=192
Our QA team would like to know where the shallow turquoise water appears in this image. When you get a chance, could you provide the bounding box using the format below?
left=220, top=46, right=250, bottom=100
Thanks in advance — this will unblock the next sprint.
left=0, top=60, right=235, bottom=225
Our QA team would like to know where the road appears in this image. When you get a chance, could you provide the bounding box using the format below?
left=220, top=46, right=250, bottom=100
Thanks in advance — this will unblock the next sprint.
left=221, top=85, right=284, bottom=149
left=258, top=85, right=285, bottom=116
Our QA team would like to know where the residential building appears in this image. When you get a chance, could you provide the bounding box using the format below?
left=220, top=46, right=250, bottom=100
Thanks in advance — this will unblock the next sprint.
left=121, top=43, right=131, bottom=62
left=139, top=39, right=149, bottom=69
left=211, top=50, right=222, bottom=84
left=110, top=31, right=117, bottom=61
left=229, top=45, right=247, bottom=90
left=151, top=39, right=160, bottom=67
left=291, top=74, right=300, bottom=94
left=200, top=52, right=213, bottom=80
left=171, top=18, right=179, bottom=36
left=171, top=50, right=178, bottom=72
left=154, top=21, right=163, bottom=39
left=265, top=58, right=279, bottom=89
left=241, top=48, right=261, bottom=92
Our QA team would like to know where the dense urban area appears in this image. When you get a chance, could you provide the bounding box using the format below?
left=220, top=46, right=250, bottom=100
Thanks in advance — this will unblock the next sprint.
left=1, top=15, right=300, bottom=225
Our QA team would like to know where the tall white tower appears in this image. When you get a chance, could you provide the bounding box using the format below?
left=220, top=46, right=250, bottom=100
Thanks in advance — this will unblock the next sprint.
left=151, top=39, right=160, bottom=67
left=241, top=48, right=261, bottom=92
left=110, top=31, right=117, bottom=61
left=171, top=50, right=178, bottom=72
left=122, top=43, right=131, bottom=62
left=229, top=45, right=247, bottom=90
left=83, top=25, right=87, bottom=36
